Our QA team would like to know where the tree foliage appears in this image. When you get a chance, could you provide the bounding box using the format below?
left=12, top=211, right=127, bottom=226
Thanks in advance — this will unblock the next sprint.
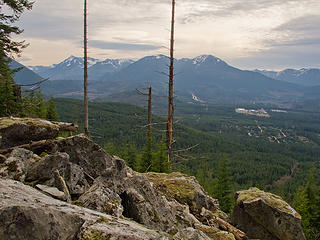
left=293, top=167, right=320, bottom=239
left=0, top=57, right=19, bottom=116
left=0, top=0, right=33, bottom=57
left=0, top=0, right=33, bottom=117
left=213, top=156, right=233, bottom=214
left=46, top=97, right=59, bottom=121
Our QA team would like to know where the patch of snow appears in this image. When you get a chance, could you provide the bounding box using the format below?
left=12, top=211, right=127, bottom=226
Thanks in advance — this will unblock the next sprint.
left=192, top=55, right=222, bottom=65
left=191, top=92, right=206, bottom=103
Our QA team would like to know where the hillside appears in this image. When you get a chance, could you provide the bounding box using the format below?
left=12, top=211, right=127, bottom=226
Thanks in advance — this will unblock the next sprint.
left=10, top=59, right=43, bottom=85
left=54, top=98, right=320, bottom=201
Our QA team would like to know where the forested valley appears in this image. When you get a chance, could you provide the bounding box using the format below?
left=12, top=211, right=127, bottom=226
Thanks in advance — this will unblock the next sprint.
left=53, top=98, right=320, bottom=238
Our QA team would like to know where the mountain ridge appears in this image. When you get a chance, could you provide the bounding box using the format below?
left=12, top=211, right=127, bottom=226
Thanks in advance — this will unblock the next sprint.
left=15, top=55, right=320, bottom=107
left=255, top=68, right=320, bottom=86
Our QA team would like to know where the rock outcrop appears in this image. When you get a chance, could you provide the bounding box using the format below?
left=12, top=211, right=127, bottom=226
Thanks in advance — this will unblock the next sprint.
left=145, top=172, right=227, bottom=220
left=0, top=117, right=77, bottom=148
left=0, top=118, right=306, bottom=240
left=232, top=187, right=306, bottom=240
left=0, top=179, right=174, bottom=240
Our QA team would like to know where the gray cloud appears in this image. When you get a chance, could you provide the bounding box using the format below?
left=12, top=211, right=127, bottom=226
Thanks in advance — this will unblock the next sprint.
left=15, top=0, right=320, bottom=69
left=275, top=15, right=320, bottom=32
left=178, top=0, right=313, bottom=24
left=19, top=13, right=81, bottom=40
left=265, top=15, right=320, bottom=48
left=89, top=40, right=162, bottom=51
left=231, top=41, right=320, bottom=70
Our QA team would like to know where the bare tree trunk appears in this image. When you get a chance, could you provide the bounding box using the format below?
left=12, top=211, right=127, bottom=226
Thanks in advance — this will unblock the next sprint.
left=83, top=0, right=89, bottom=136
left=167, top=0, right=175, bottom=162
left=147, top=87, right=152, bottom=140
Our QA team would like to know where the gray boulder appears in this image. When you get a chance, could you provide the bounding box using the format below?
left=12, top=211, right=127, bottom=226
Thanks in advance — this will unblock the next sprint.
left=77, top=182, right=124, bottom=217
left=0, top=117, right=59, bottom=148
left=26, top=151, right=90, bottom=196
left=0, top=148, right=39, bottom=181
left=232, top=187, right=306, bottom=240
left=174, top=227, right=212, bottom=240
left=0, top=179, right=174, bottom=240
left=145, top=172, right=227, bottom=220
left=36, top=184, right=66, bottom=200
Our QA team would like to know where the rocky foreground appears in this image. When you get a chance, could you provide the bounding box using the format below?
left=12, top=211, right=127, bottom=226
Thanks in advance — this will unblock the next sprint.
left=0, top=117, right=306, bottom=240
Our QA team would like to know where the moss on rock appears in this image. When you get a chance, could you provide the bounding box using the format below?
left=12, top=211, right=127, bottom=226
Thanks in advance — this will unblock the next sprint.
left=0, top=117, right=57, bottom=130
left=236, top=187, right=300, bottom=217
left=81, top=230, right=111, bottom=240
left=145, top=172, right=196, bottom=207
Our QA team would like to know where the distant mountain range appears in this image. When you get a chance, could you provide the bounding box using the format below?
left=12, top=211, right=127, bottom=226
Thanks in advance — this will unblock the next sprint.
left=11, top=55, right=320, bottom=108
left=255, top=69, right=320, bottom=86
left=29, top=56, right=134, bottom=81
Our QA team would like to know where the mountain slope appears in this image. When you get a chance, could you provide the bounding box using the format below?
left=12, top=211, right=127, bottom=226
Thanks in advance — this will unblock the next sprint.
left=9, top=60, right=43, bottom=85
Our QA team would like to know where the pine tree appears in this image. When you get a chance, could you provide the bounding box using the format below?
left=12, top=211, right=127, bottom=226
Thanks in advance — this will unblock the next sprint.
left=119, top=143, right=138, bottom=171
left=152, top=139, right=170, bottom=173
left=22, top=91, right=38, bottom=117
left=46, top=98, right=58, bottom=121
left=293, top=167, right=320, bottom=239
left=0, top=0, right=33, bottom=117
left=127, top=144, right=138, bottom=171
left=293, top=186, right=311, bottom=236
left=0, top=56, right=19, bottom=116
left=104, top=142, right=117, bottom=156
left=35, top=91, right=46, bottom=118
left=140, top=137, right=153, bottom=172
left=0, top=0, right=33, bottom=57
left=213, top=156, right=233, bottom=214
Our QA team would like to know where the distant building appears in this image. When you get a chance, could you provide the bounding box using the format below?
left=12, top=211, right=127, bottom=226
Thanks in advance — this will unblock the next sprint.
left=235, top=108, right=270, bottom=117
left=271, top=109, right=288, bottom=113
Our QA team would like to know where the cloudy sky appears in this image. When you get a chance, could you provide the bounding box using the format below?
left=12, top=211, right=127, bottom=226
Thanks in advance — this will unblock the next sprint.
left=15, top=0, right=320, bottom=70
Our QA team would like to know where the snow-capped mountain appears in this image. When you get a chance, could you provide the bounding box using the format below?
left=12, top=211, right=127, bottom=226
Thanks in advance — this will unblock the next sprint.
left=191, top=55, right=224, bottom=65
left=255, top=68, right=320, bottom=86
left=17, top=54, right=320, bottom=105
left=90, top=54, right=306, bottom=104
left=30, top=56, right=135, bottom=81
left=89, top=59, right=134, bottom=80
left=30, top=56, right=97, bottom=80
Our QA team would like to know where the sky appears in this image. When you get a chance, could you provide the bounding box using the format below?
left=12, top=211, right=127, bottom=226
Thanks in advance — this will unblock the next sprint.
left=14, top=0, right=320, bottom=70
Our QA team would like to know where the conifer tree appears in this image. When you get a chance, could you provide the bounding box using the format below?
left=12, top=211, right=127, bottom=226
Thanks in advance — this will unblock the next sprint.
left=46, top=98, right=58, bottom=121
left=21, top=90, right=36, bottom=117
left=120, top=143, right=138, bottom=171
left=293, top=186, right=311, bottom=236
left=35, top=91, right=47, bottom=118
left=293, top=166, right=320, bottom=239
left=0, top=0, right=33, bottom=117
left=0, top=0, right=33, bottom=57
left=214, top=156, right=233, bottom=213
left=152, top=138, right=170, bottom=173
left=104, top=142, right=117, bottom=156
left=140, top=137, right=153, bottom=172
left=127, top=144, right=138, bottom=171
left=0, top=57, right=19, bottom=116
